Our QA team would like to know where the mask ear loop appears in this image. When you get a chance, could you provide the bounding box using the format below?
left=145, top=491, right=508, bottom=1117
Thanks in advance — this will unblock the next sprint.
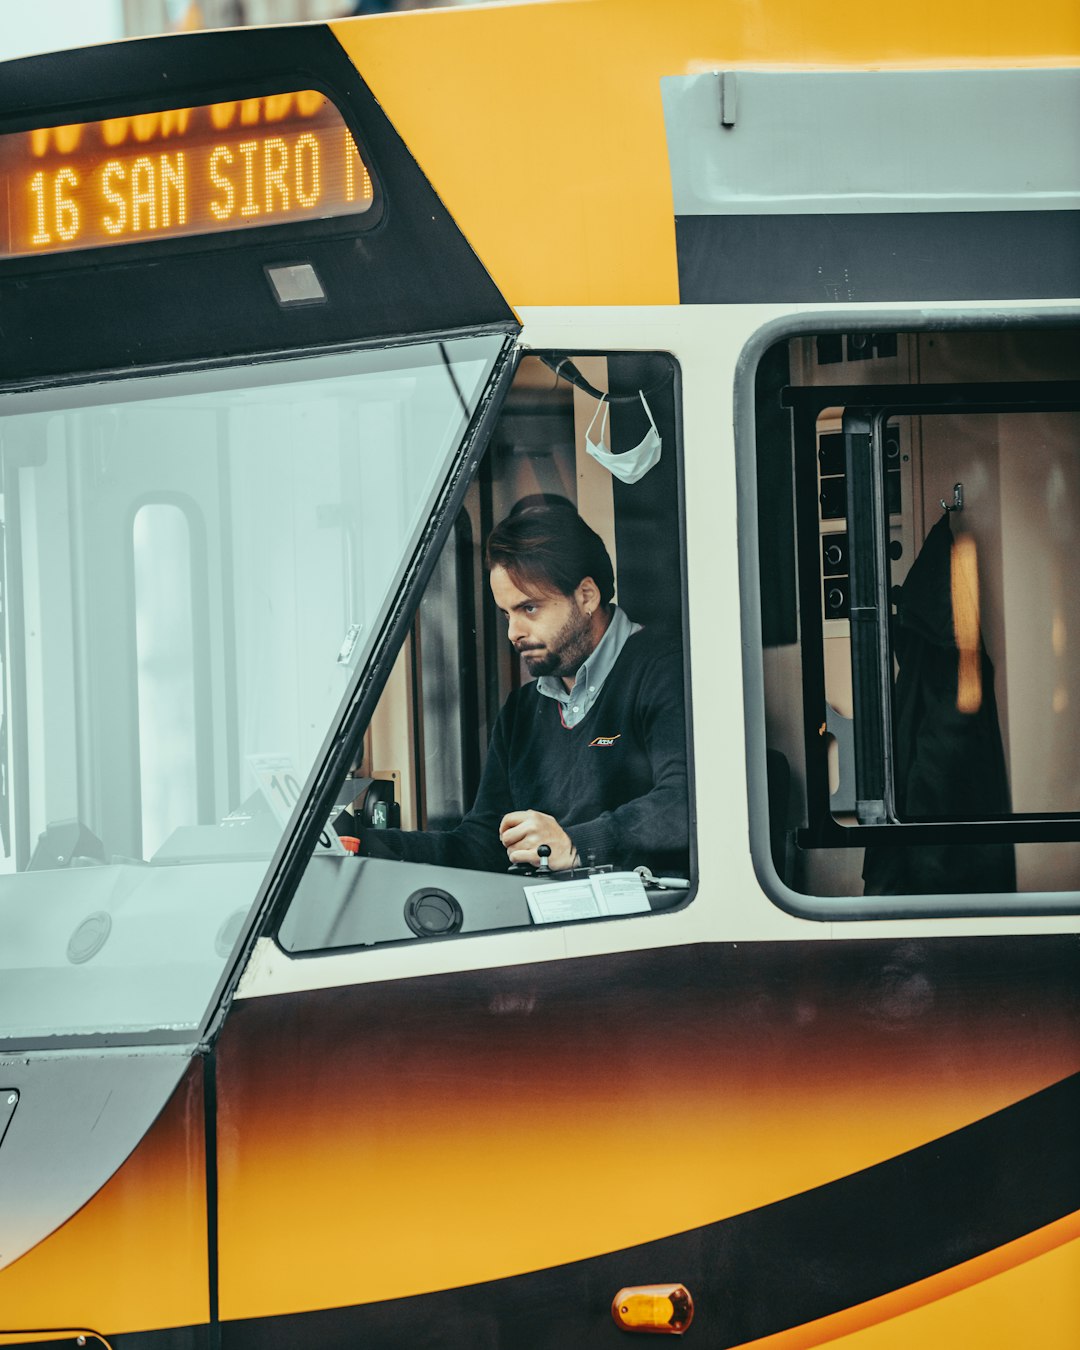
left=638, top=389, right=660, bottom=437
left=585, top=394, right=611, bottom=450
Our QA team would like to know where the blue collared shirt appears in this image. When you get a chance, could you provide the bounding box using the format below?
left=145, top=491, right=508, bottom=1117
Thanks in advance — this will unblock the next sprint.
left=535, top=604, right=643, bottom=727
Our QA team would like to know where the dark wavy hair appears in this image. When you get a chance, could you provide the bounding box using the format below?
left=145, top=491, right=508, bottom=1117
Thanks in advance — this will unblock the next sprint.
left=484, top=504, right=615, bottom=606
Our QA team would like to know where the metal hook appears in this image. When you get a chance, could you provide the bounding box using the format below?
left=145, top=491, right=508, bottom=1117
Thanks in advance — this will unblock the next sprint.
left=941, top=482, right=963, bottom=513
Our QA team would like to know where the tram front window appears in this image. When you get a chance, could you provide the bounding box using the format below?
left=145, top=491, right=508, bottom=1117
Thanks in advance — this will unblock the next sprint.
left=0, top=335, right=504, bottom=1043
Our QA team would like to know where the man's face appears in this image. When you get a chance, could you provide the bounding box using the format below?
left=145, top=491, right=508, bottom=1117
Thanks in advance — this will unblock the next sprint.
left=489, top=566, right=595, bottom=679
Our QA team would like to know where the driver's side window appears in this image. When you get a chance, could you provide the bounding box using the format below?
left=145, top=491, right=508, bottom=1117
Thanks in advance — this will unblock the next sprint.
left=280, top=350, right=694, bottom=952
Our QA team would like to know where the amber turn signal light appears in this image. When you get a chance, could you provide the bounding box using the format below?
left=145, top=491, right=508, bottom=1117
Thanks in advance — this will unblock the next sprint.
left=612, top=1284, right=694, bottom=1335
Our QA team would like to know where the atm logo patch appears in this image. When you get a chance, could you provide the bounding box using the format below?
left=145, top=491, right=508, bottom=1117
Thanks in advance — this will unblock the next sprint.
left=588, top=735, right=621, bottom=747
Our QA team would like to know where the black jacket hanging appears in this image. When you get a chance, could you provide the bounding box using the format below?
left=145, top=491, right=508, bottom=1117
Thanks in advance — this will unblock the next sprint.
left=863, top=512, right=1016, bottom=895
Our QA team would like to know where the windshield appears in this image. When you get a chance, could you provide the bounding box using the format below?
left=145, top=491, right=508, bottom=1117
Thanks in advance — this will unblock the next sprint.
left=0, top=334, right=504, bottom=1043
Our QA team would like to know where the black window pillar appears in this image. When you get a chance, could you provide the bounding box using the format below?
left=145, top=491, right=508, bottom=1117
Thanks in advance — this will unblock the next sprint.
left=843, top=409, right=894, bottom=825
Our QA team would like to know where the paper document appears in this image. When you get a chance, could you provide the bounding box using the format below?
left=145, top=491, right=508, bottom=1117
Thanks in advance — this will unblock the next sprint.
left=524, top=871, right=651, bottom=925
left=247, top=752, right=345, bottom=854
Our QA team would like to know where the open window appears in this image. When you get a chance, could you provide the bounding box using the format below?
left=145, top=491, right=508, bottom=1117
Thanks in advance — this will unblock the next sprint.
left=752, top=324, right=1080, bottom=910
left=280, top=350, right=694, bottom=952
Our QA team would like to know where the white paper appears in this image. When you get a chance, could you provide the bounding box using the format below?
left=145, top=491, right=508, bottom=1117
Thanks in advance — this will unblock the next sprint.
left=524, top=871, right=650, bottom=924
left=247, top=752, right=345, bottom=854
left=591, top=871, right=652, bottom=915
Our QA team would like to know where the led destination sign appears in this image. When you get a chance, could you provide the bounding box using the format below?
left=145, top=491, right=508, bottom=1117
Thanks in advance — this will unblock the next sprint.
left=0, top=91, right=374, bottom=258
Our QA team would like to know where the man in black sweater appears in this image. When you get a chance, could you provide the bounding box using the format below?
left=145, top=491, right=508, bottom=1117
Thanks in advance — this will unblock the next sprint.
left=358, top=506, right=689, bottom=877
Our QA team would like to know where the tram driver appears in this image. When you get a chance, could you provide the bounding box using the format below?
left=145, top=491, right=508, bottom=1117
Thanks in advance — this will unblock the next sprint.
left=345, top=504, right=689, bottom=878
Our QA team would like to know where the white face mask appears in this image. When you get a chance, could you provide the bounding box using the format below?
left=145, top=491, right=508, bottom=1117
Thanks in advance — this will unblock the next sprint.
left=584, top=390, right=662, bottom=485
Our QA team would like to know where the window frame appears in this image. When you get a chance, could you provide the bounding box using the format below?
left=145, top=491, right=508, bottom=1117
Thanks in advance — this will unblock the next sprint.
left=736, top=307, right=1080, bottom=922
left=271, top=346, right=698, bottom=958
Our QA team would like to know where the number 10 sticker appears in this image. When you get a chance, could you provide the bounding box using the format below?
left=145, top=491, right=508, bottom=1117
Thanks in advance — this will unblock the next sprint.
left=247, top=752, right=345, bottom=853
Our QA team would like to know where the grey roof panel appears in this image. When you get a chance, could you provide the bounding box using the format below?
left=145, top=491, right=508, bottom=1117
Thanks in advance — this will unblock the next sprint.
left=662, top=69, right=1080, bottom=216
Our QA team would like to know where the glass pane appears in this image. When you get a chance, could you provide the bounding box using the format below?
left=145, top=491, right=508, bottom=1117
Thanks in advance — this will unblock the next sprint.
left=0, top=334, right=503, bottom=1042
left=758, top=326, right=1080, bottom=901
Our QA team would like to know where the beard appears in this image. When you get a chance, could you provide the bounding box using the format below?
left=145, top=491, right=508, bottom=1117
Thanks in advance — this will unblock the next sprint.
left=519, top=606, right=595, bottom=679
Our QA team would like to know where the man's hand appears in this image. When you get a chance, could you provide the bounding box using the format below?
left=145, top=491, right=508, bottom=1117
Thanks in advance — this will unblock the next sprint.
left=499, top=810, right=578, bottom=871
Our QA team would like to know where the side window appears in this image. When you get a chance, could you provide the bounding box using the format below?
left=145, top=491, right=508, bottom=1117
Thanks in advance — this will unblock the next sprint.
left=753, top=325, right=1080, bottom=904
left=281, top=351, right=694, bottom=951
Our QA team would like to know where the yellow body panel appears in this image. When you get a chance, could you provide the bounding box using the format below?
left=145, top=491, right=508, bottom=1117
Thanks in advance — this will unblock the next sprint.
left=331, top=0, right=1080, bottom=308
left=0, top=1067, right=206, bottom=1337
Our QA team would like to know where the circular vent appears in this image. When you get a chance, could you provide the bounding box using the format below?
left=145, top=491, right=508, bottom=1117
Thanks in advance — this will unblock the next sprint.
left=67, top=911, right=112, bottom=965
left=215, top=908, right=248, bottom=958
left=403, top=888, right=463, bottom=938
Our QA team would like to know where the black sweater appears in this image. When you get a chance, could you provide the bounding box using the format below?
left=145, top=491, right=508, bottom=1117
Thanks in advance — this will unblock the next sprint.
left=364, top=632, right=689, bottom=875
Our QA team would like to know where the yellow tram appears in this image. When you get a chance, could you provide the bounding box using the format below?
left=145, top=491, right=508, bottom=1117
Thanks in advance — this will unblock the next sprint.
left=0, top=1, right=1077, bottom=1345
